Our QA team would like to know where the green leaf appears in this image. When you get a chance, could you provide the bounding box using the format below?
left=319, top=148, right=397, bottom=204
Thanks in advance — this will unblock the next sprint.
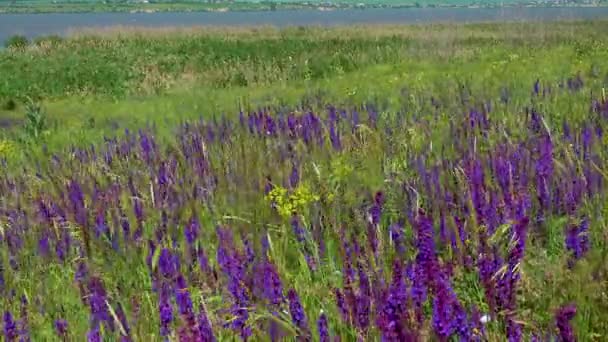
left=151, top=244, right=163, bottom=272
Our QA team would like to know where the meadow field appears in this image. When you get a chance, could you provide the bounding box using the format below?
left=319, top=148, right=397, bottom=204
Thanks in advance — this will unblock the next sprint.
left=1, top=21, right=608, bottom=340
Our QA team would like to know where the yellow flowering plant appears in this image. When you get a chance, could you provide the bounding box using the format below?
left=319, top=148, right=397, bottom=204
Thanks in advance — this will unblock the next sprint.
left=265, top=183, right=320, bottom=219
left=0, top=139, right=16, bottom=159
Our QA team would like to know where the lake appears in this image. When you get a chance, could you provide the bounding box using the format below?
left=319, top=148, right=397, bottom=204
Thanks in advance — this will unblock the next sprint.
left=1, top=7, right=608, bottom=43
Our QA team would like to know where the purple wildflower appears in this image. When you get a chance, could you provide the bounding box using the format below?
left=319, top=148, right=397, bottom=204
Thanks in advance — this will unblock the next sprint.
left=18, top=295, right=30, bottom=342
left=409, top=263, right=427, bottom=325
left=4, top=311, right=17, bottom=342
left=291, top=215, right=307, bottom=244
left=288, top=289, right=310, bottom=339
left=318, top=313, right=330, bottom=342
left=94, top=209, right=107, bottom=238
left=370, top=191, right=385, bottom=226
left=241, top=233, right=255, bottom=265
left=335, top=289, right=349, bottom=323
left=54, top=319, right=68, bottom=339
left=533, top=79, right=540, bottom=95
left=158, top=248, right=178, bottom=280
left=120, top=211, right=131, bottom=242
left=290, top=162, right=300, bottom=189
left=75, top=260, right=88, bottom=283
left=216, top=227, right=251, bottom=339
left=256, top=260, right=284, bottom=306
left=264, top=176, right=274, bottom=196
left=115, top=303, right=131, bottom=340
left=494, top=216, right=530, bottom=317
left=469, top=306, right=486, bottom=341
left=290, top=216, right=316, bottom=271
left=329, top=122, right=341, bottom=150
left=146, top=240, right=156, bottom=270
left=175, top=275, right=194, bottom=317
left=185, top=215, right=200, bottom=246
left=555, top=304, right=577, bottom=342
left=37, top=233, right=50, bottom=258
left=432, top=277, right=470, bottom=340
left=389, top=220, right=406, bottom=256
left=175, top=275, right=200, bottom=340
left=87, top=277, right=114, bottom=332
left=67, top=180, right=88, bottom=229
left=377, top=260, right=415, bottom=340
left=138, top=130, right=154, bottom=160
left=159, top=283, right=174, bottom=337
left=366, top=192, right=383, bottom=259
left=261, top=234, right=270, bottom=256
left=535, top=134, right=554, bottom=214
left=414, top=209, right=439, bottom=289
left=197, top=245, right=211, bottom=275
left=506, top=318, right=522, bottom=342
left=355, top=264, right=371, bottom=331
left=87, top=324, right=101, bottom=342
left=566, top=218, right=590, bottom=267
left=197, top=301, right=215, bottom=342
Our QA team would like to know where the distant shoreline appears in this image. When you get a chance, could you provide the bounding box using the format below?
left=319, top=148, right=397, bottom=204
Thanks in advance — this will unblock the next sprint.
left=1, top=2, right=606, bottom=15
left=4, top=5, right=608, bottom=45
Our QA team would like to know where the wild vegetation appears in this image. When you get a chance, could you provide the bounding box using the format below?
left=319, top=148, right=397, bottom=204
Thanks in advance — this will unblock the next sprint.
left=1, top=21, right=608, bottom=341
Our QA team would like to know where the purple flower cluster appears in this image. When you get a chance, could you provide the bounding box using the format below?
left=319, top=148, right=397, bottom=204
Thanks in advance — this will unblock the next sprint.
left=555, top=304, right=577, bottom=342
left=565, top=218, right=590, bottom=267
left=0, top=80, right=605, bottom=340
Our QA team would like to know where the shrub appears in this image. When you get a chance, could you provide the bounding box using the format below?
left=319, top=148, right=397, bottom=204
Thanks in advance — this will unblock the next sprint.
left=22, top=99, right=47, bottom=141
left=1, top=98, right=16, bottom=111
left=4, top=35, right=29, bottom=50
left=33, top=34, right=64, bottom=47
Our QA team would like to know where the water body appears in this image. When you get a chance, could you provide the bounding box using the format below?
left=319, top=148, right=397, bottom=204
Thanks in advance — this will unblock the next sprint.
left=1, top=7, right=608, bottom=43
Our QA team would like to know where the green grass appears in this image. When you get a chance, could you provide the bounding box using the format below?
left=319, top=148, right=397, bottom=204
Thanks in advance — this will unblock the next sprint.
left=2, top=21, right=608, bottom=158
left=1, top=22, right=606, bottom=99
left=1, top=21, right=608, bottom=340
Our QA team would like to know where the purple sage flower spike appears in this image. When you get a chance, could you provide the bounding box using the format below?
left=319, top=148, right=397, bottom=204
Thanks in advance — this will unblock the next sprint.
left=87, top=324, right=101, bottom=342
left=556, top=304, right=577, bottom=342
left=566, top=218, right=590, bottom=267
left=18, top=295, right=30, bottom=342
left=197, top=299, right=215, bottom=342
left=54, top=319, right=68, bottom=339
left=288, top=289, right=310, bottom=340
left=159, top=283, right=174, bottom=337
left=3, top=311, right=17, bottom=342
left=318, top=313, right=330, bottom=342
